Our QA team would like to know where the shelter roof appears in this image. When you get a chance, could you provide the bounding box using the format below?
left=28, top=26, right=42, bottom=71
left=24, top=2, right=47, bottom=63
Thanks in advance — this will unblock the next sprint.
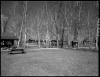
left=1, top=32, right=18, bottom=40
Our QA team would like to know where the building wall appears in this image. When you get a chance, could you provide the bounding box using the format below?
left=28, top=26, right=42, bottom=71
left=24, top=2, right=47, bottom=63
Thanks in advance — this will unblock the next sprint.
left=1, top=39, right=14, bottom=48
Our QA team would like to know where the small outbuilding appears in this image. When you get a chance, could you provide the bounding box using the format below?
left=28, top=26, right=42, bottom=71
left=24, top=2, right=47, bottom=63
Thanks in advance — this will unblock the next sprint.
left=1, top=32, right=19, bottom=48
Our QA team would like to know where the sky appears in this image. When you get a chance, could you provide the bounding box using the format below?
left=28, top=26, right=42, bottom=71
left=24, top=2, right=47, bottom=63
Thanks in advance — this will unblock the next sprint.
left=1, top=1, right=45, bottom=17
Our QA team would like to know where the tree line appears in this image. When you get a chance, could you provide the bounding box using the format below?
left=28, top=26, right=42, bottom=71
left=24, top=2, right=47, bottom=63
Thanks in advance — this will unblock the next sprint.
left=1, top=1, right=99, bottom=50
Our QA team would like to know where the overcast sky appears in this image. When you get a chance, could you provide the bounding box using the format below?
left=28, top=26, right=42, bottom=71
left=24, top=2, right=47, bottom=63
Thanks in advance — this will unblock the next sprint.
left=1, top=1, right=45, bottom=17
left=1, top=1, right=98, bottom=19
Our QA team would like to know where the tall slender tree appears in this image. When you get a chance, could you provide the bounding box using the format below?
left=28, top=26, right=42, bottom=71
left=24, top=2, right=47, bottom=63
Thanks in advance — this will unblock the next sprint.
left=94, top=1, right=99, bottom=51
left=18, top=1, right=28, bottom=47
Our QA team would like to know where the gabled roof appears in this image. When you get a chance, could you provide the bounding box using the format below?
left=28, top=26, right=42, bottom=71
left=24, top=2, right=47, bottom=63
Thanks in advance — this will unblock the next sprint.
left=1, top=32, right=18, bottom=40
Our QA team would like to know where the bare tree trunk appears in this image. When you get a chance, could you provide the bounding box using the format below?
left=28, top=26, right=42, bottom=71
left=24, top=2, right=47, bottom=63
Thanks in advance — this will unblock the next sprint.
left=1, top=15, right=4, bottom=33
left=1, top=19, right=4, bottom=33
left=94, top=1, right=99, bottom=51
left=67, top=28, right=70, bottom=47
left=1, top=27, right=4, bottom=33
left=65, top=18, right=70, bottom=47
left=45, top=1, right=51, bottom=48
left=77, top=1, right=82, bottom=49
left=57, top=35, right=59, bottom=48
left=19, top=1, right=28, bottom=48
left=36, top=15, right=40, bottom=47
left=64, top=2, right=71, bottom=48
left=55, top=2, right=62, bottom=48
left=22, top=1, right=28, bottom=48
left=61, top=28, right=64, bottom=48
left=23, top=27, right=27, bottom=47
left=73, top=26, right=78, bottom=49
left=74, top=1, right=82, bottom=49
left=17, top=19, right=23, bottom=47
left=37, top=26, right=40, bottom=47
left=96, top=18, right=99, bottom=51
left=87, top=10, right=91, bottom=50
left=88, top=29, right=91, bottom=49
left=36, top=5, right=45, bottom=48
left=3, top=18, right=8, bottom=33
left=53, top=14, right=59, bottom=48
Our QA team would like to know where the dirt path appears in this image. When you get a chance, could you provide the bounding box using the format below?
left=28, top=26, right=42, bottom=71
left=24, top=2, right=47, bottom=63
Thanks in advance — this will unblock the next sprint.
left=1, top=48, right=98, bottom=76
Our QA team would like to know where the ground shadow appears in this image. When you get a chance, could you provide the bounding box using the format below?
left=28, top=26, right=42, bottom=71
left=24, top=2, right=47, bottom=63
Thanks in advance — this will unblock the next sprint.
left=63, top=47, right=98, bottom=53
left=8, top=51, right=26, bottom=55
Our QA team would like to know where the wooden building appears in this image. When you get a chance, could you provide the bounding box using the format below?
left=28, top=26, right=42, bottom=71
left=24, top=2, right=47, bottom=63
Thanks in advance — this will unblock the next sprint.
left=1, top=32, right=18, bottom=48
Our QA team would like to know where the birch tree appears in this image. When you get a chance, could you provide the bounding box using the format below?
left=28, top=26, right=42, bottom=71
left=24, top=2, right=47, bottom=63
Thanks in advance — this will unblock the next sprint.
left=87, top=10, right=91, bottom=49
left=83, top=2, right=96, bottom=50
left=36, top=11, right=41, bottom=47
left=35, top=5, right=45, bottom=47
left=51, top=1, right=63, bottom=48
left=94, top=1, right=99, bottom=51
left=77, top=1, right=82, bottom=49
left=72, top=1, right=80, bottom=49
left=67, top=1, right=83, bottom=49
left=35, top=1, right=54, bottom=48
left=96, top=18, right=99, bottom=51
left=61, top=1, right=73, bottom=47
left=44, top=1, right=55, bottom=48
left=18, top=1, right=28, bottom=47
left=48, top=1, right=67, bottom=48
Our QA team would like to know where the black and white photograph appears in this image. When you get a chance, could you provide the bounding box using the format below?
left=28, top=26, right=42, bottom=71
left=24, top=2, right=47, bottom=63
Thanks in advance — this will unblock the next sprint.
left=1, top=1, right=99, bottom=76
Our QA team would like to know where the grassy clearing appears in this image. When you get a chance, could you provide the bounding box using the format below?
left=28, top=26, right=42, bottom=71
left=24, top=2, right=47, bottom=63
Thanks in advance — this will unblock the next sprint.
left=1, top=48, right=98, bottom=76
